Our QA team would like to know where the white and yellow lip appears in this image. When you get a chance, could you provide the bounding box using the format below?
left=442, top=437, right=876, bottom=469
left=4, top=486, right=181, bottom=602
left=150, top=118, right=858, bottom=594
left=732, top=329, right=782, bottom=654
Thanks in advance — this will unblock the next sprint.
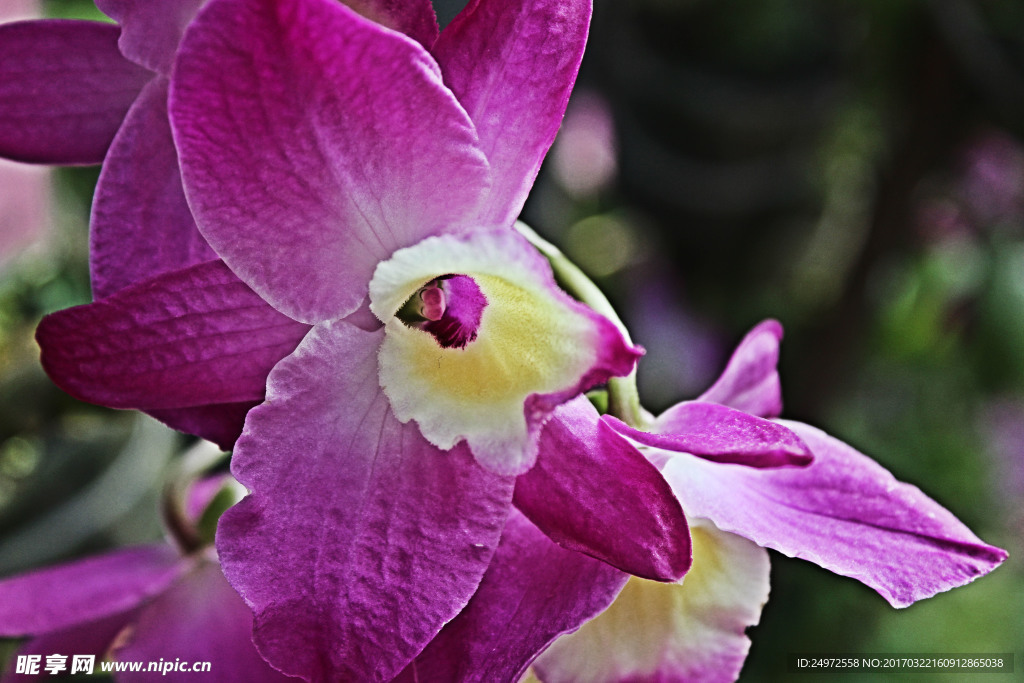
left=369, top=228, right=642, bottom=475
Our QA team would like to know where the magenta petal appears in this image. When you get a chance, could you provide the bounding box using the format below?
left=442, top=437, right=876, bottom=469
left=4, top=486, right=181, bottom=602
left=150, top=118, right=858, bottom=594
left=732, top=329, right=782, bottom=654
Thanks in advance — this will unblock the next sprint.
left=693, top=319, right=784, bottom=418
left=36, top=260, right=310, bottom=412
left=514, top=397, right=691, bottom=581
left=433, top=0, right=591, bottom=225
left=0, top=20, right=151, bottom=164
left=663, top=420, right=1008, bottom=607
left=217, top=321, right=514, bottom=682
left=171, top=0, right=490, bottom=324
left=0, top=545, right=183, bottom=635
left=147, top=402, right=258, bottom=451
left=116, top=560, right=291, bottom=682
left=343, top=0, right=439, bottom=49
left=90, top=77, right=214, bottom=299
left=95, top=0, right=203, bottom=75
left=395, top=511, right=628, bottom=683
left=607, top=402, right=813, bottom=468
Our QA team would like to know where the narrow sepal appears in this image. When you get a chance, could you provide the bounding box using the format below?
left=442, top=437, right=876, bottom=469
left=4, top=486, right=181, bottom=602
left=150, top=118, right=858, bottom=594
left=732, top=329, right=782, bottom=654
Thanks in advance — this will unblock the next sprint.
left=37, top=260, right=310, bottom=412
left=607, top=402, right=813, bottom=468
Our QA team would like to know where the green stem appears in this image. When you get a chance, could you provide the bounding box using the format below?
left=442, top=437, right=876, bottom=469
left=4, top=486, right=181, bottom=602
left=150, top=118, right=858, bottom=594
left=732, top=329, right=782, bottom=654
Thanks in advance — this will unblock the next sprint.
left=516, top=222, right=647, bottom=429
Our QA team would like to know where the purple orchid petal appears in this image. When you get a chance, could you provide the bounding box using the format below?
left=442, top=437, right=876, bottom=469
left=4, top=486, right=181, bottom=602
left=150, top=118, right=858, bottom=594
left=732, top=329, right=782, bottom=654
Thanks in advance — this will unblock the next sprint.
left=36, top=260, right=310, bottom=412
left=0, top=545, right=183, bottom=636
left=534, top=521, right=771, bottom=683
left=395, top=510, right=628, bottom=683
left=662, top=420, right=1008, bottom=608
left=514, top=396, right=691, bottom=581
left=171, top=0, right=491, bottom=324
left=146, top=402, right=258, bottom=451
left=217, top=320, right=515, bottom=682
left=691, top=319, right=784, bottom=419
left=607, top=402, right=813, bottom=468
left=343, top=0, right=439, bottom=49
left=90, top=77, right=214, bottom=300
left=2, top=609, right=138, bottom=683
left=0, top=20, right=151, bottom=165
left=95, top=0, right=204, bottom=75
left=433, top=0, right=591, bottom=226
left=116, top=559, right=291, bottom=682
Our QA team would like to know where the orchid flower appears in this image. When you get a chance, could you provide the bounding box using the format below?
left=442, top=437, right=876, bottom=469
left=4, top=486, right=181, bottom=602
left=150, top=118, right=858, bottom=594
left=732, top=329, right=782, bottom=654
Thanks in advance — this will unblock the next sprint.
left=165, top=1, right=725, bottom=678
left=17, top=0, right=799, bottom=678
left=511, top=321, right=1007, bottom=683
left=0, top=452, right=289, bottom=683
left=9, top=0, right=976, bottom=680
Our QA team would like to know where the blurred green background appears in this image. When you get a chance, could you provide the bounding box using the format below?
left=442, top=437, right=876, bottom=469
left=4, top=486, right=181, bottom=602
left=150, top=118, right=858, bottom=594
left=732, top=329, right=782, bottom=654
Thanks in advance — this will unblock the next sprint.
left=1, top=0, right=1021, bottom=680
